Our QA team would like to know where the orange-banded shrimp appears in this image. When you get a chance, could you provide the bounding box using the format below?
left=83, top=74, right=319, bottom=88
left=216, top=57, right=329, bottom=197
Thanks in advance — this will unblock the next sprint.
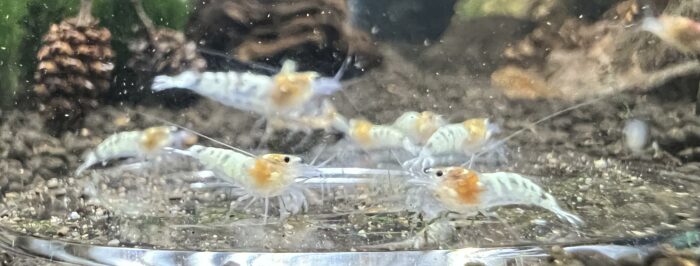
left=408, top=167, right=583, bottom=226
left=153, top=59, right=351, bottom=145
left=403, top=118, right=502, bottom=170
left=347, top=118, right=415, bottom=151
left=392, top=111, right=447, bottom=146
left=152, top=59, right=349, bottom=114
left=403, top=96, right=608, bottom=171
left=258, top=99, right=350, bottom=150
left=76, top=126, right=197, bottom=175
left=170, top=145, right=318, bottom=222
left=322, top=118, right=419, bottom=166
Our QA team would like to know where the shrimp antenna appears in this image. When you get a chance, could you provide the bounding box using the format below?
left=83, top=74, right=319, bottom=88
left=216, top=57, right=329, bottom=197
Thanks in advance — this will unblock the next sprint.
left=334, top=55, right=352, bottom=81
left=136, top=111, right=256, bottom=158
left=196, top=47, right=279, bottom=75
left=466, top=96, right=606, bottom=166
left=336, top=55, right=364, bottom=117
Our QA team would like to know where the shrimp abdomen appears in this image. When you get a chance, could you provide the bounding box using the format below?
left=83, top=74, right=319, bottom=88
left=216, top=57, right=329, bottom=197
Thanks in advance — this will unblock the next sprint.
left=479, top=172, right=583, bottom=225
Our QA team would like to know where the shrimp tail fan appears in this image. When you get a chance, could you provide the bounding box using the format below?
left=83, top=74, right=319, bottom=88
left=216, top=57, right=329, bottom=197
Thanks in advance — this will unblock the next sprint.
left=75, top=153, right=98, bottom=176
left=312, top=57, right=352, bottom=96
left=552, top=206, right=584, bottom=227
left=152, top=71, right=201, bottom=91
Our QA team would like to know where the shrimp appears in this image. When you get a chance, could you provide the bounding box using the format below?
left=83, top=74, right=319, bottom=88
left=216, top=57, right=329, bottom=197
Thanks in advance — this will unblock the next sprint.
left=173, top=145, right=316, bottom=222
left=409, top=167, right=583, bottom=226
left=403, top=96, right=608, bottom=171
left=153, top=59, right=350, bottom=146
left=346, top=118, right=415, bottom=151
left=404, top=118, right=502, bottom=170
left=391, top=111, right=447, bottom=145
left=76, top=126, right=197, bottom=175
left=152, top=59, right=346, bottom=119
left=262, top=99, right=349, bottom=147
left=314, top=118, right=416, bottom=167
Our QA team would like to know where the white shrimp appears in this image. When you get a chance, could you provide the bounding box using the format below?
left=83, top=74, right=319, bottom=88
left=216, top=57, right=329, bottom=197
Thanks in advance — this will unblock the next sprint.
left=76, top=126, right=197, bottom=175
left=391, top=111, right=447, bottom=146
left=400, top=96, right=609, bottom=172
left=153, top=59, right=350, bottom=145
left=404, top=118, right=502, bottom=170
left=346, top=118, right=416, bottom=151
left=260, top=99, right=350, bottom=148
left=153, top=59, right=345, bottom=119
left=173, top=145, right=317, bottom=222
left=408, top=167, right=583, bottom=226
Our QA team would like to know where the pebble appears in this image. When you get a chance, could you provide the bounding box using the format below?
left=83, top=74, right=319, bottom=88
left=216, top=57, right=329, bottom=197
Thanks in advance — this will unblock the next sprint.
left=593, top=159, right=608, bottom=169
left=57, top=226, right=70, bottom=236
left=46, top=178, right=59, bottom=189
left=107, top=239, right=120, bottom=246
left=53, top=188, right=67, bottom=196
left=623, top=119, right=649, bottom=153
left=68, top=211, right=80, bottom=220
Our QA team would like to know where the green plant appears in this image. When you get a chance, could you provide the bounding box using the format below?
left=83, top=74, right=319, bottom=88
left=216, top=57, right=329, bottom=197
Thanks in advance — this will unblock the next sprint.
left=0, top=0, right=29, bottom=107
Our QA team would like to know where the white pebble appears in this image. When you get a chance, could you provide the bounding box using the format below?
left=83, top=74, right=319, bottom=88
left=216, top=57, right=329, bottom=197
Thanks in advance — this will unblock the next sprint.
left=107, top=239, right=120, bottom=246
left=623, top=119, right=649, bottom=153
left=46, top=178, right=59, bottom=189
left=67, top=211, right=80, bottom=220
left=593, top=159, right=608, bottom=169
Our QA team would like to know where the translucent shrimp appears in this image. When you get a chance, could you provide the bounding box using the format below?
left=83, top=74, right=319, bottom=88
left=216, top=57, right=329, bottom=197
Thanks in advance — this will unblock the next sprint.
left=152, top=59, right=346, bottom=117
left=402, top=95, right=611, bottom=171
left=391, top=111, right=447, bottom=146
left=76, top=126, right=197, bottom=175
left=262, top=99, right=350, bottom=146
left=153, top=59, right=349, bottom=145
left=409, top=167, right=583, bottom=226
left=404, top=118, right=502, bottom=170
left=346, top=118, right=415, bottom=151
left=173, top=145, right=316, bottom=222
left=316, top=118, right=416, bottom=166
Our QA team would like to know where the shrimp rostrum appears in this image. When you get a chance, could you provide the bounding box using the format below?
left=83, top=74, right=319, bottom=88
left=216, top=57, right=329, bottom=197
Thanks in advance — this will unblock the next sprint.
left=76, top=126, right=197, bottom=175
left=408, top=167, right=583, bottom=226
left=173, top=145, right=322, bottom=222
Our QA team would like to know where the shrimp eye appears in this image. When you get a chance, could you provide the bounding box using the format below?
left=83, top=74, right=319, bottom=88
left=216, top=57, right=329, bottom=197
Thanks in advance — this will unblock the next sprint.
left=283, top=156, right=291, bottom=163
left=435, top=170, right=443, bottom=177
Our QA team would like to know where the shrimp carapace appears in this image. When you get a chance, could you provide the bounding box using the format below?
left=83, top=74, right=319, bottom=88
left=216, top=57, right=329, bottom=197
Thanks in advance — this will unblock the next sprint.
left=76, top=126, right=197, bottom=175
left=431, top=167, right=483, bottom=207
left=248, top=153, right=304, bottom=197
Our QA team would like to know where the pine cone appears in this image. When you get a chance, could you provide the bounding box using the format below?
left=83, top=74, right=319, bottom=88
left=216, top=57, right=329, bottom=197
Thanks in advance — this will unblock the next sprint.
left=34, top=16, right=114, bottom=134
left=127, top=27, right=206, bottom=75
